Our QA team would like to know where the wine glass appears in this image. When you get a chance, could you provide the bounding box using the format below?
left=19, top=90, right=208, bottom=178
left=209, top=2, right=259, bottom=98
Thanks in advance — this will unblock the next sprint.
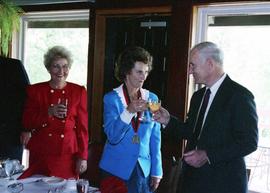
left=148, top=99, right=161, bottom=114
left=4, top=159, right=16, bottom=180
left=139, top=102, right=151, bottom=123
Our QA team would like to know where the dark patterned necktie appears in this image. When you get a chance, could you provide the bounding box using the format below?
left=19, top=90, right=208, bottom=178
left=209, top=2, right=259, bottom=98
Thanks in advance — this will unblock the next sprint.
left=191, top=88, right=211, bottom=149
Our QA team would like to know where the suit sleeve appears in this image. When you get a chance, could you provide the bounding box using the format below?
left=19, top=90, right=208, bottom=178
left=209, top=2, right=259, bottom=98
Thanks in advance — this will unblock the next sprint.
left=75, top=87, right=89, bottom=160
left=163, top=92, right=199, bottom=142
left=164, top=113, right=195, bottom=142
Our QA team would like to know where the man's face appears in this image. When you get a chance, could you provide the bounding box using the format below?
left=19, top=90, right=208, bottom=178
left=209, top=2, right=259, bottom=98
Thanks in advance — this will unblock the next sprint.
left=189, top=49, right=211, bottom=85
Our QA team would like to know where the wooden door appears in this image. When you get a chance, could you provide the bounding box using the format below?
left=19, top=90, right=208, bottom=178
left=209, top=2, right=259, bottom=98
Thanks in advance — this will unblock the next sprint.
left=103, top=15, right=169, bottom=102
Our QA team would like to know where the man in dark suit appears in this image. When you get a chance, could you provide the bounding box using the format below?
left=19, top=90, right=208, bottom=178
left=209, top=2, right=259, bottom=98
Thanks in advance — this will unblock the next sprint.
left=153, top=41, right=258, bottom=193
left=0, top=56, right=29, bottom=161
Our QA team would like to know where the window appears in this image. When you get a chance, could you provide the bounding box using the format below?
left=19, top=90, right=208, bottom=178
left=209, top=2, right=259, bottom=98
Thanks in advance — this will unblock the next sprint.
left=17, top=10, right=89, bottom=87
left=194, top=3, right=270, bottom=193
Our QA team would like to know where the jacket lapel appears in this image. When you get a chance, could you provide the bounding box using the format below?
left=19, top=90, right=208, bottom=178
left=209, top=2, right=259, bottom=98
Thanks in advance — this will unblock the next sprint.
left=202, top=75, right=233, bottom=131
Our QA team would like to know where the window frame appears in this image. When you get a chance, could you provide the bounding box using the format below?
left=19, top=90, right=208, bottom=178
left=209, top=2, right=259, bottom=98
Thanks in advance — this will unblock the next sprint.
left=194, top=2, right=270, bottom=44
left=12, top=9, right=89, bottom=62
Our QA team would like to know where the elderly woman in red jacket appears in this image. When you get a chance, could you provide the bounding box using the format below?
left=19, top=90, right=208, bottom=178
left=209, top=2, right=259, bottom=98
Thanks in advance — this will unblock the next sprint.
left=19, top=46, right=88, bottom=179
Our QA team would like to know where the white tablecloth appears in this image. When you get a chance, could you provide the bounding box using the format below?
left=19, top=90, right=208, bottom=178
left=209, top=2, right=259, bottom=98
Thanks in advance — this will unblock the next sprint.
left=0, top=175, right=100, bottom=193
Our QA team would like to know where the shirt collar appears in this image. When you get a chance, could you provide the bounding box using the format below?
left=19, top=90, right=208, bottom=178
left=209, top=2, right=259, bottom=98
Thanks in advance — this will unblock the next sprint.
left=208, top=73, right=226, bottom=96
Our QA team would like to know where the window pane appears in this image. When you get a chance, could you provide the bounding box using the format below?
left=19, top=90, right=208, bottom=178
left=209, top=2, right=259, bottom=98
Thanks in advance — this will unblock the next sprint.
left=21, top=11, right=89, bottom=87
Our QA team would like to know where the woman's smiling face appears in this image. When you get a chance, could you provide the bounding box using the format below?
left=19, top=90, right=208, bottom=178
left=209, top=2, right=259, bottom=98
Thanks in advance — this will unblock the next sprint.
left=48, top=58, right=70, bottom=83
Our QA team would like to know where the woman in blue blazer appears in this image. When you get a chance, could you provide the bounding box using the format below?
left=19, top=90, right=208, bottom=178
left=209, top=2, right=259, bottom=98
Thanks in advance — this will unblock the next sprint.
left=99, top=46, right=162, bottom=193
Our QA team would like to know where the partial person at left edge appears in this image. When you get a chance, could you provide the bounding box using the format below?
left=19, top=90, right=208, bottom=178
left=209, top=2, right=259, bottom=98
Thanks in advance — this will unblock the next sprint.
left=0, top=56, right=29, bottom=162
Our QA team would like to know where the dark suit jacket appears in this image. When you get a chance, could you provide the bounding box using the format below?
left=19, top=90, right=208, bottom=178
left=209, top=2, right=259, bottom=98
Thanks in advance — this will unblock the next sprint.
left=165, top=75, right=258, bottom=193
left=0, top=56, right=29, bottom=160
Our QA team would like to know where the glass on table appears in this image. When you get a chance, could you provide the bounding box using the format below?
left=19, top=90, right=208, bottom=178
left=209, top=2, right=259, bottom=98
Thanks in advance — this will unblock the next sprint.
left=4, top=159, right=16, bottom=180
left=76, top=179, right=89, bottom=193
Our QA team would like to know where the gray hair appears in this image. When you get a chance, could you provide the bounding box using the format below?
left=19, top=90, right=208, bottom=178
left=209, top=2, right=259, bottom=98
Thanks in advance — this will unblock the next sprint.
left=44, top=46, right=73, bottom=69
left=191, top=41, right=223, bottom=65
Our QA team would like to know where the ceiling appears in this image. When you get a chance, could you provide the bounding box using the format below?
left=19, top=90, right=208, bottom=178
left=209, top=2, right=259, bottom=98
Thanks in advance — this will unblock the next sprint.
left=13, top=0, right=95, bottom=5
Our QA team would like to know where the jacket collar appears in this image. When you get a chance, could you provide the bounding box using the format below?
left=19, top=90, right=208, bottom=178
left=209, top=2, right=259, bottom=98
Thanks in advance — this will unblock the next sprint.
left=114, top=84, right=149, bottom=108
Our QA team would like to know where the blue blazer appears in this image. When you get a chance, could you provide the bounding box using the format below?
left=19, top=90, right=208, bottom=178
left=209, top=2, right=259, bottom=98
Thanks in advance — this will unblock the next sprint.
left=99, top=84, right=163, bottom=180
left=166, top=75, right=258, bottom=193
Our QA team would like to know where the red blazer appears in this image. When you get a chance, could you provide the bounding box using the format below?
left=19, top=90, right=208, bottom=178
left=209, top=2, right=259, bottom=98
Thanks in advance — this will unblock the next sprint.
left=23, top=81, right=88, bottom=160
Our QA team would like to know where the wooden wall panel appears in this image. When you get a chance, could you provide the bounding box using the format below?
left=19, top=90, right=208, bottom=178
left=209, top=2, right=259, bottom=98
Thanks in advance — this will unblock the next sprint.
left=167, top=1, right=192, bottom=119
left=90, top=14, right=106, bottom=143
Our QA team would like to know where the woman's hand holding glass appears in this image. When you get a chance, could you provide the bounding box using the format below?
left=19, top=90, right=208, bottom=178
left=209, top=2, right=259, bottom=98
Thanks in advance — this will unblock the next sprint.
left=139, top=99, right=161, bottom=122
left=48, top=98, right=68, bottom=119
left=126, top=98, right=161, bottom=122
left=126, top=98, right=148, bottom=114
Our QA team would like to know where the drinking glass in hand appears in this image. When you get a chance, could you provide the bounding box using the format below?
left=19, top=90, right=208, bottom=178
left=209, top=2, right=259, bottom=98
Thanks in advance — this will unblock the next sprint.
left=58, top=98, right=68, bottom=119
left=148, top=99, right=161, bottom=113
left=76, top=179, right=89, bottom=193
left=139, top=103, right=151, bottom=123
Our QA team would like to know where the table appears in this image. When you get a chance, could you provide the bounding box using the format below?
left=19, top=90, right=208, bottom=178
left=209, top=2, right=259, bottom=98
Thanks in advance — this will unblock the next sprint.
left=0, top=175, right=100, bottom=193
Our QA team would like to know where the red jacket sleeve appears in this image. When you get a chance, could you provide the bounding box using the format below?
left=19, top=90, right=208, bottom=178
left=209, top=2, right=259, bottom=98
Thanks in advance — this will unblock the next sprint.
left=75, top=87, right=89, bottom=160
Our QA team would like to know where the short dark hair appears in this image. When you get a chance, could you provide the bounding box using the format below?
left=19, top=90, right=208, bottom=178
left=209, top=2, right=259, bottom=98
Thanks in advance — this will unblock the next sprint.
left=114, top=46, right=153, bottom=82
